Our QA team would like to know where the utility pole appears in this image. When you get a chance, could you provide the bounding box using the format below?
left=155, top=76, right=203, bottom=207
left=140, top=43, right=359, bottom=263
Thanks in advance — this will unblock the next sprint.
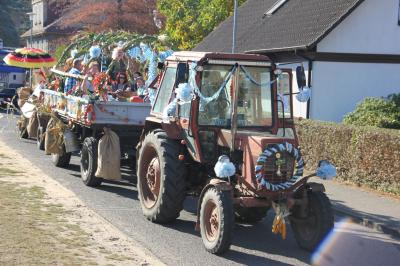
left=232, top=0, right=238, bottom=53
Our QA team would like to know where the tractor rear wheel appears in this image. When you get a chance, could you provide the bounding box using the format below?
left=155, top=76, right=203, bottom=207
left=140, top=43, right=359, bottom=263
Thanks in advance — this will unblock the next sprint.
left=290, top=191, right=334, bottom=251
left=80, top=137, right=102, bottom=187
left=137, top=130, right=186, bottom=223
left=234, top=206, right=269, bottom=223
left=200, top=187, right=234, bottom=254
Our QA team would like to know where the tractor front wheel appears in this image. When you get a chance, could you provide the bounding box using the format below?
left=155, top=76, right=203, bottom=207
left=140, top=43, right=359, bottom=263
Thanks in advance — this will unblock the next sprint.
left=200, top=187, right=234, bottom=254
left=290, top=191, right=334, bottom=251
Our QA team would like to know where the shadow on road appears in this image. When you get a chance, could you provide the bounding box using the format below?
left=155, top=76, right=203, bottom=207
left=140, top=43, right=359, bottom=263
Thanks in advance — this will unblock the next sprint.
left=163, top=197, right=311, bottom=265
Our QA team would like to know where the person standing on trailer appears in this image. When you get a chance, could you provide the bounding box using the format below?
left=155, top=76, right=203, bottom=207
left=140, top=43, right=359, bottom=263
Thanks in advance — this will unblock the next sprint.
left=64, top=59, right=82, bottom=93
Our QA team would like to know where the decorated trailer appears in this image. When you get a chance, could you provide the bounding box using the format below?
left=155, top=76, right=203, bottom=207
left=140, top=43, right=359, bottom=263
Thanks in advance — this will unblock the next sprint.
left=38, top=85, right=151, bottom=186
left=14, top=31, right=173, bottom=186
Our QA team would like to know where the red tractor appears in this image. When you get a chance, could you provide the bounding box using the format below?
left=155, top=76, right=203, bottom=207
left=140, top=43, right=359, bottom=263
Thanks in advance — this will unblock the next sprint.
left=136, top=52, right=334, bottom=254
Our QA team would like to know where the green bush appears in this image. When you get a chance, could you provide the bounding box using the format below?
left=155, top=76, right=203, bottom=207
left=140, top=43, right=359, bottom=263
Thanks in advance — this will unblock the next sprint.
left=296, top=119, right=400, bottom=196
left=343, top=94, right=400, bottom=129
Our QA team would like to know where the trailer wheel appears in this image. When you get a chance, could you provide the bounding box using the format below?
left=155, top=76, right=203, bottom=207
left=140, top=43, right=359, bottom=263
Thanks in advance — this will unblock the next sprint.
left=137, top=130, right=186, bottom=223
left=51, top=144, right=72, bottom=168
left=234, top=206, right=269, bottom=223
left=36, top=126, right=45, bottom=150
left=19, top=128, right=28, bottom=139
left=200, top=187, right=234, bottom=254
left=18, top=123, right=28, bottom=139
left=290, top=191, right=334, bottom=251
left=80, top=137, right=102, bottom=187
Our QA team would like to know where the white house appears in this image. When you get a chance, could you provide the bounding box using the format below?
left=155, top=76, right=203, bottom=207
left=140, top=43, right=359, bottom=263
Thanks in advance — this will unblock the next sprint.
left=194, top=0, right=400, bottom=122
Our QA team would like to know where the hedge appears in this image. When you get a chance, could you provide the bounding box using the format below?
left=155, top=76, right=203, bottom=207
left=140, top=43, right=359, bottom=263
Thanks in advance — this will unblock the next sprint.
left=295, top=119, right=400, bottom=196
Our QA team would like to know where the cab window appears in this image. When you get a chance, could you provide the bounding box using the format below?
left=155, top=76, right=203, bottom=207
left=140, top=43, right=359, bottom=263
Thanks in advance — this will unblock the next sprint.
left=153, top=67, right=177, bottom=113
left=277, top=72, right=292, bottom=118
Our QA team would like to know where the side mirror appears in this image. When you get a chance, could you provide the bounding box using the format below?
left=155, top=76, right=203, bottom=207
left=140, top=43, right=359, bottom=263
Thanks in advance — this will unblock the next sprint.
left=157, top=62, right=165, bottom=70
left=296, top=66, right=306, bottom=89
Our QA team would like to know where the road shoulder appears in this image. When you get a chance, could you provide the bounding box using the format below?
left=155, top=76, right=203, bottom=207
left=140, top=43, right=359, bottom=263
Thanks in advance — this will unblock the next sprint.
left=0, top=139, right=163, bottom=266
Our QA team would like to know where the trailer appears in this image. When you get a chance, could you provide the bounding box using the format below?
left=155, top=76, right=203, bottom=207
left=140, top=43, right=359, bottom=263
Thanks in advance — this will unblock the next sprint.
left=35, top=86, right=151, bottom=186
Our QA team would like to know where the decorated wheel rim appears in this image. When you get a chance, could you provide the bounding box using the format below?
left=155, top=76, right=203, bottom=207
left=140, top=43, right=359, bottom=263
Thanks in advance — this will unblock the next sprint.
left=140, top=146, right=161, bottom=209
left=204, top=200, right=219, bottom=242
left=255, top=142, right=304, bottom=191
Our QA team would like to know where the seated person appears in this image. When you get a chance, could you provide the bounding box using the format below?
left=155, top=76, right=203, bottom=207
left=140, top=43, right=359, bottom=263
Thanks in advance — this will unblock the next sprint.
left=135, top=77, right=147, bottom=98
left=64, top=59, right=82, bottom=93
left=112, top=72, right=131, bottom=93
left=81, top=61, right=100, bottom=94
left=130, top=71, right=142, bottom=91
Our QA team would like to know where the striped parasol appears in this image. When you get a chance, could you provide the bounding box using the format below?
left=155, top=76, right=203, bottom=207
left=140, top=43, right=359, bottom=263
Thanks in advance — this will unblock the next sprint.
left=3, top=47, right=56, bottom=68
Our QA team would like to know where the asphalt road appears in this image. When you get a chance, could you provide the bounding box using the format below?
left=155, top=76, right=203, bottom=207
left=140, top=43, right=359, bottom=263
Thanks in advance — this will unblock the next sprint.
left=1, top=112, right=399, bottom=266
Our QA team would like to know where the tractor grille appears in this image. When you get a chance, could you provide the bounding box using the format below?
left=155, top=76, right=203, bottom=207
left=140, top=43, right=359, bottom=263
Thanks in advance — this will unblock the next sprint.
left=263, top=151, right=295, bottom=184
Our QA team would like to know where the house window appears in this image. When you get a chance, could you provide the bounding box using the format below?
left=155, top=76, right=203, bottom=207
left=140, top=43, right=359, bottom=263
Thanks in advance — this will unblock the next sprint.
left=13, top=75, right=16, bottom=80
left=264, top=0, right=288, bottom=17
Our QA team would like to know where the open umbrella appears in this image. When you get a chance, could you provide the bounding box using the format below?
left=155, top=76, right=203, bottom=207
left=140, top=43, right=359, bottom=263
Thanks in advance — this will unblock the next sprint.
left=3, top=47, right=56, bottom=68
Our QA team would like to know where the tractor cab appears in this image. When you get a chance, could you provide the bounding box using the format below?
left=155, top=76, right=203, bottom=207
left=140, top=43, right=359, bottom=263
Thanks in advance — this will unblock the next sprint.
left=148, top=52, right=296, bottom=193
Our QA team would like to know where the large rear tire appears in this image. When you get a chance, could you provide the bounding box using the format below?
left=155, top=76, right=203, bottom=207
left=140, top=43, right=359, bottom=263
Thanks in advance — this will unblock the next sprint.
left=234, top=206, right=269, bottom=223
left=51, top=144, right=72, bottom=168
left=137, top=130, right=186, bottom=223
left=200, top=187, right=234, bottom=254
left=80, top=137, right=102, bottom=187
left=290, top=191, right=334, bottom=251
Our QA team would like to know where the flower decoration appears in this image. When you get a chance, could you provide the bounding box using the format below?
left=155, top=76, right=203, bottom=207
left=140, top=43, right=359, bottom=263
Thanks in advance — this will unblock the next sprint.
left=128, top=47, right=141, bottom=59
left=92, top=72, right=111, bottom=101
left=49, top=78, right=61, bottom=91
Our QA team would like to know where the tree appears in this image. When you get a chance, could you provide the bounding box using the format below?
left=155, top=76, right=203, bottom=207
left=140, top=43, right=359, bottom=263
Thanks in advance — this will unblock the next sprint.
left=62, top=0, right=159, bottom=34
left=157, top=0, right=246, bottom=50
left=0, top=0, right=31, bottom=46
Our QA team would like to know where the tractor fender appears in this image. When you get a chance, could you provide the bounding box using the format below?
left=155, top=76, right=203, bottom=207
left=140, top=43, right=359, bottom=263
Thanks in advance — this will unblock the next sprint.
left=306, top=182, right=326, bottom=193
left=294, top=182, right=326, bottom=196
left=195, top=179, right=233, bottom=231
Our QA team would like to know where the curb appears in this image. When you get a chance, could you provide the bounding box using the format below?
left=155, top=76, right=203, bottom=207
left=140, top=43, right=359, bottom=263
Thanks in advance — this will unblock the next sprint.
left=332, top=206, right=400, bottom=240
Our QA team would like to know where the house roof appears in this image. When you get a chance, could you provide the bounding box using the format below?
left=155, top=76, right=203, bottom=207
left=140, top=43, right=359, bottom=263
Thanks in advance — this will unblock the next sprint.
left=21, top=0, right=80, bottom=39
left=194, top=0, right=365, bottom=54
left=20, top=17, right=79, bottom=38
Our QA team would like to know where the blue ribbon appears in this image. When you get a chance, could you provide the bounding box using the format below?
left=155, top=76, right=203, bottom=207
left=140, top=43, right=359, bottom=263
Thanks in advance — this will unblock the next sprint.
left=189, top=62, right=237, bottom=110
left=239, top=65, right=278, bottom=87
